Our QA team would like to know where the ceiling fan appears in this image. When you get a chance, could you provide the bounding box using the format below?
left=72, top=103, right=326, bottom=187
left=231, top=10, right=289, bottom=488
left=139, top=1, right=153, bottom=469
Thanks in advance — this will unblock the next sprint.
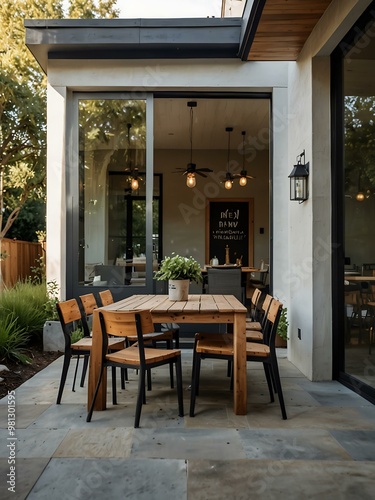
left=173, top=101, right=213, bottom=187
left=232, top=130, right=255, bottom=186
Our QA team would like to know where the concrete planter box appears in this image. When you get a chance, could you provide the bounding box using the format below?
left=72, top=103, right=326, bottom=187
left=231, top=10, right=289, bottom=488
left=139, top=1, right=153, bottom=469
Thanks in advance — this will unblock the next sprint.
left=43, top=320, right=64, bottom=352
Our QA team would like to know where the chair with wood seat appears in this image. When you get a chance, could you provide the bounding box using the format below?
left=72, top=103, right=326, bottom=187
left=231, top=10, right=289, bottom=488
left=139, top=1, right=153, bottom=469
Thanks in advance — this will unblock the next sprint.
left=190, top=299, right=287, bottom=420
left=246, top=294, right=274, bottom=342
left=56, top=298, right=125, bottom=404
left=78, top=292, right=98, bottom=332
left=98, top=289, right=175, bottom=387
left=99, top=289, right=114, bottom=306
left=247, top=287, right=262, bottom=322
left=86, top=309, right=184, bottom=428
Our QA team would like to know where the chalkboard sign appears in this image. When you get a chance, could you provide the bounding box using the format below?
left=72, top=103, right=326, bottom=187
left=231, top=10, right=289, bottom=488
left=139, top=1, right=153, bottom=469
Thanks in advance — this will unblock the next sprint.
left=206, top=199, right=254, bottom=266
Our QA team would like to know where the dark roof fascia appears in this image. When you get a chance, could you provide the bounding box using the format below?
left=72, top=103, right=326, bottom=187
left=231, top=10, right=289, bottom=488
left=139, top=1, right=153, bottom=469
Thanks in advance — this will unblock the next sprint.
left=238, top=0, right=266, bottom=61
left=25, top=18, right=243, bottom=73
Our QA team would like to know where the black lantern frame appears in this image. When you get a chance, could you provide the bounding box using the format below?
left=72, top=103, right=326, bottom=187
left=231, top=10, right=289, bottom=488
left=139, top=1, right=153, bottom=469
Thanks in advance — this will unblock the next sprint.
left=288, top=150, right=309, bottom=203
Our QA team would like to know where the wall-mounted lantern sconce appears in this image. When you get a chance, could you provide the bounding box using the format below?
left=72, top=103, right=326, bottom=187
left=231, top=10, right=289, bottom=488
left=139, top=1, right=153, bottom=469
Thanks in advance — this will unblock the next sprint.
left=288, top=150, right=309, bottom=203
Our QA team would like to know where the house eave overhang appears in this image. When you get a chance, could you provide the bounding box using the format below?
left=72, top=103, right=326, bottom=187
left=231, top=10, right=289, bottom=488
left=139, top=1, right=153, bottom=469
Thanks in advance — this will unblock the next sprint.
left=24, top=18, right=243, bottom=73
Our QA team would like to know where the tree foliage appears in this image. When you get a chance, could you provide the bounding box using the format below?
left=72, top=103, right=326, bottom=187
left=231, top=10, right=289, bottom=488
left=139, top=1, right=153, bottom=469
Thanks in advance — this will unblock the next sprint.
left=344, top=96, right=375, bottom=197
left=0, top=0, right=120, bottom=244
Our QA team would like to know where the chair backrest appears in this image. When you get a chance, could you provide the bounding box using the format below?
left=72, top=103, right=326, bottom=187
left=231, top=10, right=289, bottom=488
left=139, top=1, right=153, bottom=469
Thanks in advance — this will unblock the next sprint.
left=207, top=268, right=243, bottom=301
left=250, top=288, right=262, bottom=319
left=98, top=309, right=154, bottom=365
left=99, top=289, right=114, bottom=306
left=79, top=293, right=98, bottom=316
left=263, top=299, right=283, bottom=347
left=260, top=294, right=273, bottom=327
left=56, top=298, right=90, bottom=346
left=260, top=265, right=269, bottom=286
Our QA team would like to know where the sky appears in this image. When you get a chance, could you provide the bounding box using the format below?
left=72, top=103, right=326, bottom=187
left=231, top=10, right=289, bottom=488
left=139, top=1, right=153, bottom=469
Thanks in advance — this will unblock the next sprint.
left=115, top=0, right=222, bottom=18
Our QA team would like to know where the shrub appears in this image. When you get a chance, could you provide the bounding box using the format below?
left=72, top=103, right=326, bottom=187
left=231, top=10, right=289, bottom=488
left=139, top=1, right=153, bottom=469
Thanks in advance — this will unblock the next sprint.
left=0, top=313, right=31, bottom=364
left=0, top=281, right=48, bottom=341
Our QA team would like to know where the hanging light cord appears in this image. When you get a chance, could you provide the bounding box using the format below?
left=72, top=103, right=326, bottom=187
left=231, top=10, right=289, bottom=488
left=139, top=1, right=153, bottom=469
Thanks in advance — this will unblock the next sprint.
left=226, top=129, right=231, bottom=173
left=189, top=105, right=193, bottom=165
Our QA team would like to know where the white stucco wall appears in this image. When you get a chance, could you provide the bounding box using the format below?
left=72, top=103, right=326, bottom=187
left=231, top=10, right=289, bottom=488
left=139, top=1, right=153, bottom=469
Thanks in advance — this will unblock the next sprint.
left=46, top=84, right=67, bottom=299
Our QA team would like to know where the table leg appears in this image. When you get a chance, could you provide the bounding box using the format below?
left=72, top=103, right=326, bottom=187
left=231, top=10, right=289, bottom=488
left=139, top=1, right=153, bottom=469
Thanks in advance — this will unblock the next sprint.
left=88, top=309, right=107, bottom=411
left=233, top=311, right=247, bottom=414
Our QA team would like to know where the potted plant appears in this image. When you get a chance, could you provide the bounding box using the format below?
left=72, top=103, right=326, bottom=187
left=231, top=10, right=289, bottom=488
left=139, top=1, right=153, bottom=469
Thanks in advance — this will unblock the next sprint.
left=276, top=307, right=289, bottom=347
left=154, top=253, right=202, bottom=300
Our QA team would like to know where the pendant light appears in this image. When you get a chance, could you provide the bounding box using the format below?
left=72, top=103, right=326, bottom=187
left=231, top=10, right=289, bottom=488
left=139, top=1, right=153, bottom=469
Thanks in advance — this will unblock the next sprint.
left=125, top=123, right=142, bottom=191
left=224, top=127, right=234, bottom=190
left=237, top=131, right=254, bottom=186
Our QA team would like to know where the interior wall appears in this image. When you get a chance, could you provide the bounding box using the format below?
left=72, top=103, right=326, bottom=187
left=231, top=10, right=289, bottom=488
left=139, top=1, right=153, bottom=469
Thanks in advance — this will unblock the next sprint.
left=155, top=148, right=269, bottom=269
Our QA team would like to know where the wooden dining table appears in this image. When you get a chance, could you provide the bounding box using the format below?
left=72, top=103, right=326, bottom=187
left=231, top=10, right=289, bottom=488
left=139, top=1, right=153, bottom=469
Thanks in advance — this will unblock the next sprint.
left=88, top=294, right=248, bottom=415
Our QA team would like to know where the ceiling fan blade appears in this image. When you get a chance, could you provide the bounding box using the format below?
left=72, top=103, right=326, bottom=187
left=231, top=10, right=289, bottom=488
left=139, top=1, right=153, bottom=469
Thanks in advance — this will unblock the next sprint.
left=197, top=168, right=213, bottom=172
left=196, top=171, right=208, bottom=177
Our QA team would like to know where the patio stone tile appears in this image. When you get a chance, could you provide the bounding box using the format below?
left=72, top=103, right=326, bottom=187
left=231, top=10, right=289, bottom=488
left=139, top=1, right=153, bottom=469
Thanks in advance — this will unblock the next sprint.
left=0, top=404, right=51, bottom=429
left=131, top=428, right=246, bottom=460
left=185, top=404, right=249, bottom=429
left=330, top=430, right=375, bottom=460
left=245, top=405, right=375, bottom=430
left=187, top=460, right=375, bottom=500
left=0, top=458, right=50, bottom=500
left=238, top=429, right=351, bottom=460
left=53, top=428, right=134, bottom=458
left=0, top=428, right=68, bottom=458
left=27, top=458, right=187, bottom=500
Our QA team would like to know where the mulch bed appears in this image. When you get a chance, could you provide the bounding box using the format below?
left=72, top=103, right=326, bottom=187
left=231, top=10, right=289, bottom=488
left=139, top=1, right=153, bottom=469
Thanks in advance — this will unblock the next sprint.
left=0, top=344, right=61, bottom=399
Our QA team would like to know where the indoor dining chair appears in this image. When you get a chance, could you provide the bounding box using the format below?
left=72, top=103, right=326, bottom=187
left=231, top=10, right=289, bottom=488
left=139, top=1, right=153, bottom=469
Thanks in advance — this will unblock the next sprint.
left=207, top=267, right=243, bottom=302
left=56, top=298, right=125, bottom=404
left=86, top=309, right=184, bottom=428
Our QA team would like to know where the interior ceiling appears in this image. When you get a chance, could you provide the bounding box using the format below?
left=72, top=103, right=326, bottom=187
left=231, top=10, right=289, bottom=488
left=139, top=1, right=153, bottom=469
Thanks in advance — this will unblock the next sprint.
left=154, top=98, right=270, bottom=150
left=247, top=0, right=333, bottom=61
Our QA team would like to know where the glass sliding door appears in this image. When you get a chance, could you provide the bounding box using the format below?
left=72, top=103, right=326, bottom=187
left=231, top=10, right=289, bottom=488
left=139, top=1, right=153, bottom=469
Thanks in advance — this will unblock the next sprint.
left=75, top=96, right=159, bottom=291
left=333, top=9, right=375, bottom=401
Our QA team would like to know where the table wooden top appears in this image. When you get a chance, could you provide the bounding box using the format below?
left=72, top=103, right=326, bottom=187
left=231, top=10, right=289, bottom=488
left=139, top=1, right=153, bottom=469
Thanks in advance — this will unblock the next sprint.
left=102, top=294, right=247, bottom=315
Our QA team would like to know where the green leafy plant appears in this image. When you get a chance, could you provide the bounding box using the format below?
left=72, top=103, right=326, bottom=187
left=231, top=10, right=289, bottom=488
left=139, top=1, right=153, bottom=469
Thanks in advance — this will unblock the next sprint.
left=277, top=307, right=289, bottom=341
left=71, top=327, right=84, bottom=344
left=0, top=281, right=48, bottom=340
left=0, top=313, right=31, bottom=364
left=43, top=280, right=60, bottom=321
left=154, top=253, right=202, bottom=284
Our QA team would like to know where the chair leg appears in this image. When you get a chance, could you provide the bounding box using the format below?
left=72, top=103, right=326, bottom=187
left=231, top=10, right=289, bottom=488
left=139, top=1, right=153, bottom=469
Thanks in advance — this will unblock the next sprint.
left=270, top=358, right=287, bottom=420
left=135, top=368, right=146, bottom=428
left=86, top=364, right=105, bottom=422
left=72, top=355, right=80, bottom=392
left=56, top=352, right=71, bottom=404
left=147, top=368, right=152, bottom=391
left=189, top=352, right=201, bottom=417
left=263, top=363, right=275, bottom=402
left=112, top=366, right=117, bottom=405
left=80, top=355, right=89, bottom=387
left=176, top=356, right=184, bottom=417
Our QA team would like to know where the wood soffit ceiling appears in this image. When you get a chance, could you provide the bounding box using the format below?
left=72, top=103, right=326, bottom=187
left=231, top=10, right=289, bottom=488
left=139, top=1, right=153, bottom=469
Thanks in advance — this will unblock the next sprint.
left=247, top=0, right=333, bottom=61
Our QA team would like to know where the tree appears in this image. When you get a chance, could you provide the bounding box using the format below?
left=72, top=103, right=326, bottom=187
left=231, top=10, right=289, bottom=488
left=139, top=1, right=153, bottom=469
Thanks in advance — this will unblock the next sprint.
left=0, top=0, right=120, bottom=285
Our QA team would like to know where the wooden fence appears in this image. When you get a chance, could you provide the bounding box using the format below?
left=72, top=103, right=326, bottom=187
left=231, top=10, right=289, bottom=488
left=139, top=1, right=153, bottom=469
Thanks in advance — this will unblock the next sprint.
left=0, top=238, right=45, bottom=288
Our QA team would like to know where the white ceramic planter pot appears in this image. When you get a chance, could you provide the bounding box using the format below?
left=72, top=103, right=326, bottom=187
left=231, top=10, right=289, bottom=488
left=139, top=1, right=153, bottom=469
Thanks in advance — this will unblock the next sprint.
left=168, top=279, right=189, bottom=301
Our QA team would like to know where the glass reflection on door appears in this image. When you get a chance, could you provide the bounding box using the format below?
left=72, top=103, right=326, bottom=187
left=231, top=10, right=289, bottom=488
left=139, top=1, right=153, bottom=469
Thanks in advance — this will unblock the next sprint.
left=78, top=98, right=155, bottom=287
left=343, top=21, right=375, bottom=390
